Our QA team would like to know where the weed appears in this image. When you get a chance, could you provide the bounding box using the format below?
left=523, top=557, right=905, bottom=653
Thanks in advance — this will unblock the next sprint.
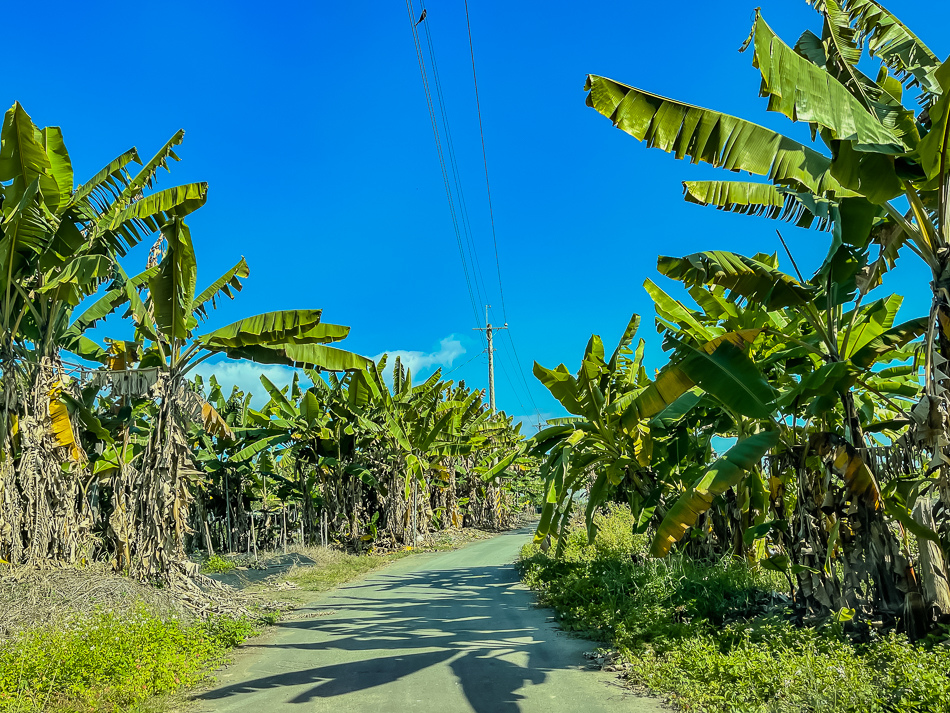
left=0, top=605, right=256, bottom=712
left=201, top=554, right=236, bottom=574
left=519, top=504, right=950, bottom=713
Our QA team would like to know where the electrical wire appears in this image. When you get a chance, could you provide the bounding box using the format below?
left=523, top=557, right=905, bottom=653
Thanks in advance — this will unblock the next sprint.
left=463, top=6, right=544, bottom=425
left=404, top=0, right=484, bottom=344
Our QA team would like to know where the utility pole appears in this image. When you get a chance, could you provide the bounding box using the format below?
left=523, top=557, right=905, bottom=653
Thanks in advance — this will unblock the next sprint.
left=473, top=304, right=507, bottom=413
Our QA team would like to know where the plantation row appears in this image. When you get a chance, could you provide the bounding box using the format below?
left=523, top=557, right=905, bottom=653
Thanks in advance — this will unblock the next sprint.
left=0, top=104, right=536, bottom=585
left=527, top=0, right=950, bottom=639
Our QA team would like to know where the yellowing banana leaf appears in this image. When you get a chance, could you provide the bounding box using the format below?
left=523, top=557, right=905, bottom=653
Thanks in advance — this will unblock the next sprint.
left=584, top=76, right=847, bottom=196
left=48, top=385, right=86, bottom=463
left=650, top=431, right=779, bottom=557
left=201, top=401, right=233, bottom=440
left=809, top=432, right=882, bottom=508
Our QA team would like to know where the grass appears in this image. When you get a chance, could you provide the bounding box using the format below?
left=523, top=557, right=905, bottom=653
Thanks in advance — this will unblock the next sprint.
left=266, top=547, right=411, bottom=605
left=0, top=606, right=256, bottom=713
left=518, top=503, right=950, bottom=713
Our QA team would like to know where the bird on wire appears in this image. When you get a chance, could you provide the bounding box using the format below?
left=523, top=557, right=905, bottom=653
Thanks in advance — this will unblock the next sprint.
left=415, top=8, right=426, bottom=25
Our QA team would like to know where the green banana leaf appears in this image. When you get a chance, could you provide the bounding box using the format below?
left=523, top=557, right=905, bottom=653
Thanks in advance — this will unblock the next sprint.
left=584, top=76, right=847, bottom=196
left=651, top=431, right=779, bottom=557
left=149, top=218, right=197, bottom=341
left=657, top=251, right=815, bottom=310
left=749, top=11, right=903, bottom=152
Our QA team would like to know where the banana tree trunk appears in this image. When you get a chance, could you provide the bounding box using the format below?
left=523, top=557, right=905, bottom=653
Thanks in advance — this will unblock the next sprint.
left=16, top=356, right=88, bottom=566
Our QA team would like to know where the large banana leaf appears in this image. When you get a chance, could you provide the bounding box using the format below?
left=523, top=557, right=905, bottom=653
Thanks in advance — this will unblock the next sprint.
left=0, top=104, right=60, bottom=207
left=39, top=127, right=73, bottom=211
left=644, top=279, right=715, bottom=342
left=193, top=258, right=249, bottom=321
left=532, top=363, right=585, bottom=417
left=99, top=182, right=207, bottom=251
left=199, top=310, right=343, bottom=348
left=584, top=76, right=848, bottom=196
left=624, top=330, right=774, bottom=424
left=650, top=431, right=779, bottom=557
left=748, top=12, right=903, bottom=152
left=823, top=0, right=942, bottom=96
left=70, top=147, right=141, bottom=210
left=211, top=341, right=371, bottom=373
left=149, top=218, right=196, bottom=342
left=849, top=317, right=927, bottom=368
left=657, top=251, right=815, bottom=310
left=683, top=181, right=837, bottom=231
left=118, top=130, right=185, bottom=204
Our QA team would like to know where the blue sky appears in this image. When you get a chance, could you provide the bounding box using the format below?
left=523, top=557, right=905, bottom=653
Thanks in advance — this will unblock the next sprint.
left=10, top=1, right=949, bottom=427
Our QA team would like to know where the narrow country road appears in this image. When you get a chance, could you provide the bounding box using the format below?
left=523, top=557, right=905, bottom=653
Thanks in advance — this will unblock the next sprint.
left=193, top=527, right=665, bottom=712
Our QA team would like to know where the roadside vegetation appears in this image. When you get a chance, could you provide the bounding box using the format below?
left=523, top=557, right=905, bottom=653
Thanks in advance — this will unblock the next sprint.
left=0, top=608, right=255, bottom=713
left=521, top=506, right=950, bottom=712
left=527, top=0, right=950, bottom=666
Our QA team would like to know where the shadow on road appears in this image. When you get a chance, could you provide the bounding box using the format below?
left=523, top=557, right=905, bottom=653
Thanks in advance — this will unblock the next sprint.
left=195, top=560, right=575, bottom=712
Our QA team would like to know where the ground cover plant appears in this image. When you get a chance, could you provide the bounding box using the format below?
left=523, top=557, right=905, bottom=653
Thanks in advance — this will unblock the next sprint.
left=520, top=505, right=950, bottom=712
left=0, top=606, right=255, bottom=713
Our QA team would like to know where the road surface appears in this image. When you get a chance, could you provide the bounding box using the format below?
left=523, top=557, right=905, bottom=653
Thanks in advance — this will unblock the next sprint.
left=194, top=527, right=665, bottom=712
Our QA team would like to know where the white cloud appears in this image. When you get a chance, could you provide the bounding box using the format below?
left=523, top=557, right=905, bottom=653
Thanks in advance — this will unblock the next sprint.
left=373, top=336, right=465, bottom=383
left=191, top=359, right=306, bottom=407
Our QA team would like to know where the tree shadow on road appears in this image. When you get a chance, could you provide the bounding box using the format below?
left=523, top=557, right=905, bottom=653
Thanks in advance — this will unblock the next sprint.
left=195, top=564, right=584, bottom=711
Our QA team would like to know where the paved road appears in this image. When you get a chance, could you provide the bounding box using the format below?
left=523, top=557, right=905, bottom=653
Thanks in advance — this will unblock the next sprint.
left=194, top=527, right=665, bottom=712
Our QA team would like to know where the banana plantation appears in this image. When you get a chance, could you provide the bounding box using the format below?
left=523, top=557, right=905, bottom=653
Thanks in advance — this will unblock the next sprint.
left=0, top=103, right=534, bottom=586
left=531, top=0, right=950, bottom=639
left=4, top=0, right=950, bottom=656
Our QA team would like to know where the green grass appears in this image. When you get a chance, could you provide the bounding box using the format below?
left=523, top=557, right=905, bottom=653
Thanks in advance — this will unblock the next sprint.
left=518, top=503, right=950, bottom=713
left=277, top=548, right=410, bottom=596
left=0, top=606, right=256, bottom=713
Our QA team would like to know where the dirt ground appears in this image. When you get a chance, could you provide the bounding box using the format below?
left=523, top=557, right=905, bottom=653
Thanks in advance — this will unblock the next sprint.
left=0, top=523, right=533, bottom=638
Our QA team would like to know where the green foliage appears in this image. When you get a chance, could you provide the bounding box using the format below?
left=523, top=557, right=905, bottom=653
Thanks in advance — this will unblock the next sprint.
left=201, top=554, right=236, bottom=574
left=0, top=607, right=256, bottom=712
left=519, top=507, right=950, bottom=713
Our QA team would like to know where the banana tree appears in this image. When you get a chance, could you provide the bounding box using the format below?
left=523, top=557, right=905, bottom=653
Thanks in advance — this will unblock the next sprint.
left=651, top=242, right=937, bottom=617
left=582, top=0, right=950, bottom=618
left=79, top=216, right=370, bottom=579
left=529, top=311, right=781, bottom=555
left=0, top=103, right=210, bottom=566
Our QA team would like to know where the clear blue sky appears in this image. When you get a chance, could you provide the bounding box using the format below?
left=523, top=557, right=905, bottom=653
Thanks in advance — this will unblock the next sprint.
left=9, top=1, right=947, bottom=426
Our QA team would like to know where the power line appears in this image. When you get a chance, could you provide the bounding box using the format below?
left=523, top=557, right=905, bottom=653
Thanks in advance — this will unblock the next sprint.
left=441, top=349, right=485, bottom=378
left=418, top=6, right=490, bottom=312
left=403, top=0, right=484, bottom=344
left=463, top=0, right=507, bottom=324
left=463, top=6, right=544, bottom=425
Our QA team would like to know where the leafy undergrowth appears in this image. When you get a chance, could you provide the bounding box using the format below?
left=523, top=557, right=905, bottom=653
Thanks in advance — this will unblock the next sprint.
left=518, top=504, right=950, bottom=713
left=0, top=606, right=256, bottom=713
